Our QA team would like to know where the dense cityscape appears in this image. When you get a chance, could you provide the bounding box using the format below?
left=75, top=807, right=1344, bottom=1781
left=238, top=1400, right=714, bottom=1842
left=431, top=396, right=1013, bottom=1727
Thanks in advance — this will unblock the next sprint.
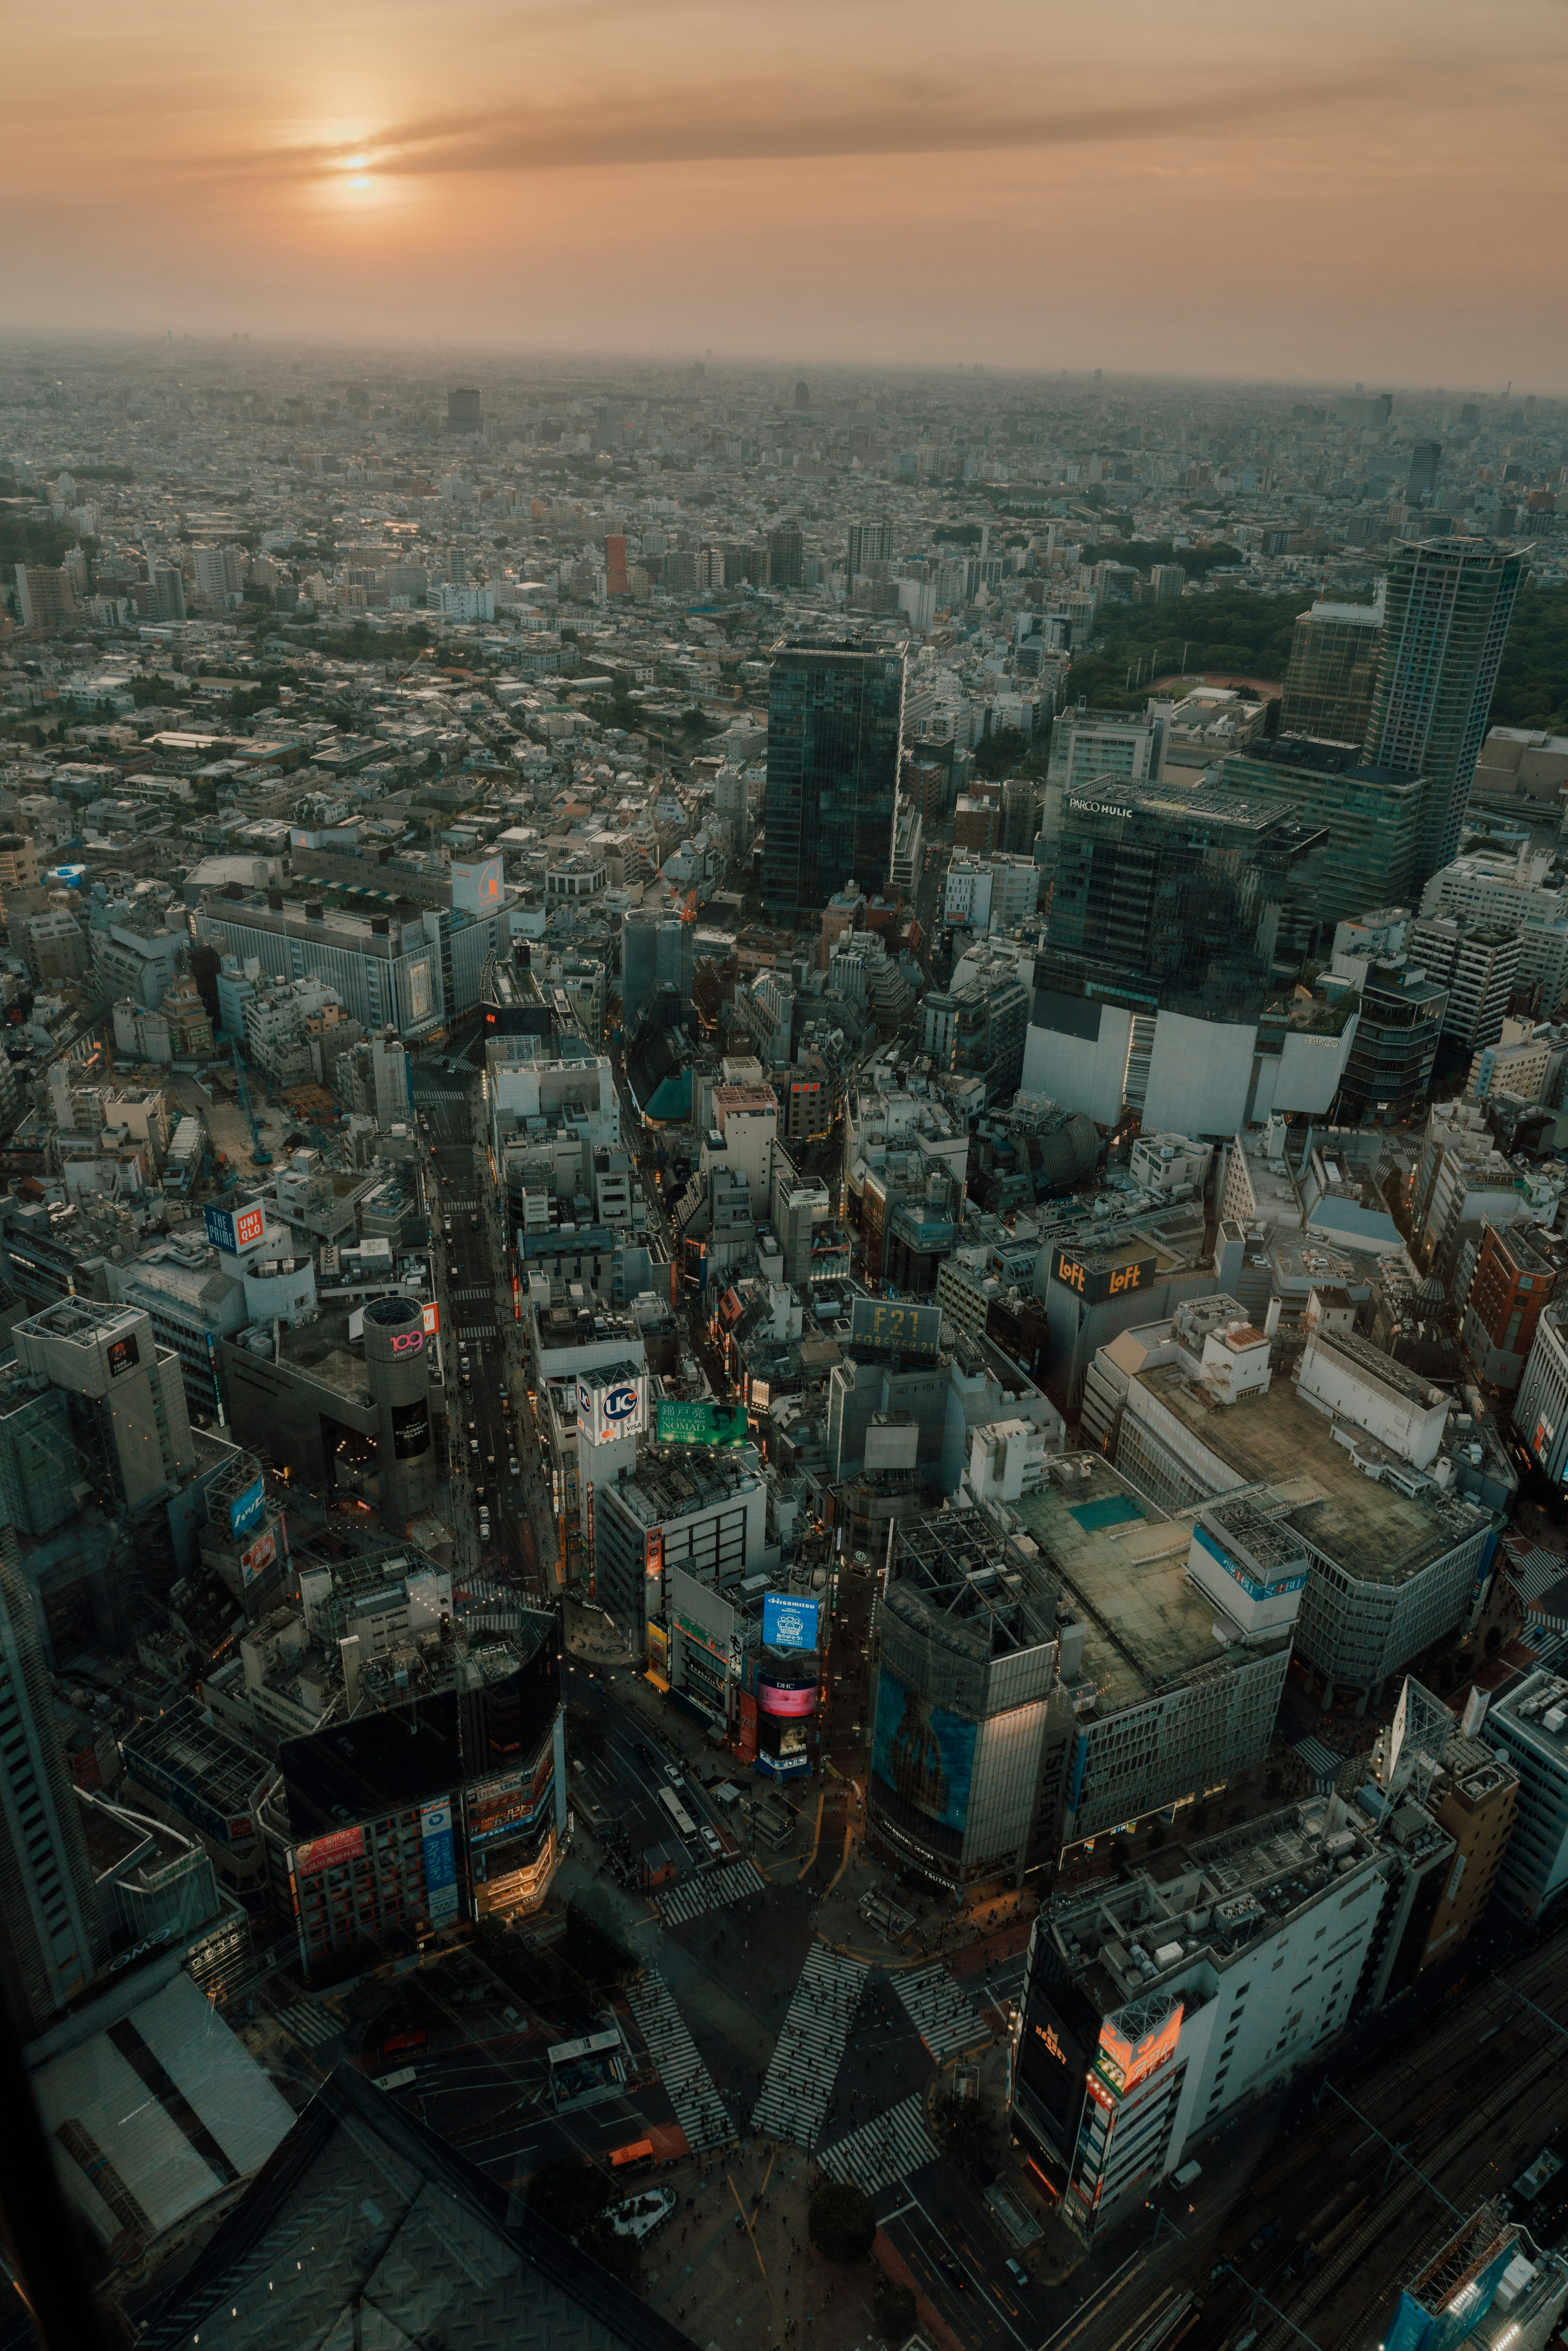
left=1, top=337, right=1568, bottom=2351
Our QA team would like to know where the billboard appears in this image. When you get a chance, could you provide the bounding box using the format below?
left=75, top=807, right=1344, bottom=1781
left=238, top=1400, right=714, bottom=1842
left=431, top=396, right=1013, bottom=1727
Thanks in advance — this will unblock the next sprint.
left=421, top=1797, right=459, bottom=1925
left=408, top=959, right=432, bottom=1023
left=106, top=1333, right=140, bottom=1379
left=205, top=1202, right=266, bottom=1257
left=238, top=1529, right=276, bottom=1585
left=1049, top=1250, right=1158, bottom=1308
left=655, top=1399, right=748, bottom=1447
left=392, top=1400, right=430, bottom=1459
left=295, top=1824, right=365, bottom=1877
left=578, top=1373, right=645, bottom=1446
left=758, top=1679, right=817, bottom=1720
left=645, top=1526, right=664, bottom=1582
left=849, top=1298, right=943, bottom=1359
left=762, top=1592, right=820, bottom=1652
left=871, top=1669, right=976, bottom=1836
left=230, top=1475, right=267, bottom=1538
left=466, top=1754, right=552, bottom=1849
left=421, top=1299, right=440, bottom=1335
left=452, top=857, right=504, bottom=914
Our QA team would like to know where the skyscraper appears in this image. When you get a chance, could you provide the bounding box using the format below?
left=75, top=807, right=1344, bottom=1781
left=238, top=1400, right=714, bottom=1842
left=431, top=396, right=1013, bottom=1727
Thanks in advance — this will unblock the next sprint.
left=1278, top=587, right=1385, bottom=746
left=762, top=639, right=906, bottom=927
left=446, top=386, right=481, bottom=434
left=847, top=520, right=893, bottom=575
left=766, top=525, right=804, bottom=588
left=1407, top=440, right=1442, bottom=503
left=1364, top=536, right=1526, bottom=882
left=0, top=1525, right=102, bottom=2032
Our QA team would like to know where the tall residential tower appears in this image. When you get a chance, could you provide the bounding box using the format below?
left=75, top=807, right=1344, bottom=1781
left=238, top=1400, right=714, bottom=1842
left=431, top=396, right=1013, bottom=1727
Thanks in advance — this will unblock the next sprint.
left=762, top=639, right=906, bottom=927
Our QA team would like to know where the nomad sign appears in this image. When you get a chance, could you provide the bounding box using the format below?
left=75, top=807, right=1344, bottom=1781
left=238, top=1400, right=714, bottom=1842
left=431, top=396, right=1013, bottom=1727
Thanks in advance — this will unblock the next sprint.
left=1049, top=1250, right=1159, bottom=1308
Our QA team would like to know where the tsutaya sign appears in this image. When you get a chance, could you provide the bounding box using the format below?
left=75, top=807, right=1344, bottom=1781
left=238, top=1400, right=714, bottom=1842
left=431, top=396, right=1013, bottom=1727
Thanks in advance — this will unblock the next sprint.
left=1050, top=1249, right=1158, bottom=1308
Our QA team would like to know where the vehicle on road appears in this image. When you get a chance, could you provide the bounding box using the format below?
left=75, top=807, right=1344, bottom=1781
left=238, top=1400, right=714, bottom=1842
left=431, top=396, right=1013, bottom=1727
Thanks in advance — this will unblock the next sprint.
left=499, top=1392, right=511, bottom=1415
left=699, top=1824, right=722, bottom=1859
left=478, top=1509, right=490, bottom=1538
left=1004, top=2258, right=1030, bottom=2291
left=937, top=2255, right=968, bottom=2292
left=663, top=1762, right=684, bottom=1786
left=468, top=1435, right=479, bottom=1455
left=508, top=1456, right=521, bottom=1479
left=470, top=1214, right=480, bottom=1230
left=658, top=1787, right=697, bottom=1838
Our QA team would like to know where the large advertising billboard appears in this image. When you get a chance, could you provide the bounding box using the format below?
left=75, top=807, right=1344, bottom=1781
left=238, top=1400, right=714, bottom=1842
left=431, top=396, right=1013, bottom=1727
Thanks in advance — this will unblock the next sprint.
left=294, top=1824, right=365, bottom=1876
left=392, top=1399, right=431, bottom=1459
left=849, top=1298, right=943, bottom=1359
left=762, top=1592, right=820, bottom=1652
left=238, top=1529, right=276, bottom=1585
left=871, top=1669, right=976, bottom=1836
left=205, top=1202, right=266, bottom=1256
left=578, top=1373, right=646, bottom=1446
left=230, top=1475, right=267, bottom=1538
left=757, top=1680, right=817, bottom=1720
left=420, top=1797, right=459, bottom=1925
left=655, top=1399, right=748, bottom=1447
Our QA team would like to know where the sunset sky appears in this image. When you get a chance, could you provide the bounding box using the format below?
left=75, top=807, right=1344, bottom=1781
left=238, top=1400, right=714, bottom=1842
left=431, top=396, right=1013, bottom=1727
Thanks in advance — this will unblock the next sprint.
left=5, top=0, right=1567, bottom=384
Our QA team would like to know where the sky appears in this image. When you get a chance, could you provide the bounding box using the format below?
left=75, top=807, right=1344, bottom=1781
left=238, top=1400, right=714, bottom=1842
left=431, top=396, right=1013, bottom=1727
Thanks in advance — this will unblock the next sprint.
left=4, top=0, right=1568, bottom=386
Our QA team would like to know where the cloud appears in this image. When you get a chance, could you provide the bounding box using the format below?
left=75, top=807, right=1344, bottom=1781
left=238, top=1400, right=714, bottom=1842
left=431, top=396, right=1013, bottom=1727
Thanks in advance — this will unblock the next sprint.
left=215, top=62, right=1449, bottom=186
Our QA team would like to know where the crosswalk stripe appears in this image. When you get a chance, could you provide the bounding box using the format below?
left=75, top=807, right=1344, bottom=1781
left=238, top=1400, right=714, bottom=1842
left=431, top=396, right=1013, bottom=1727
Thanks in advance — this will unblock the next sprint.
left=817, top=2093, right=940, bottom=2193
left=657, top=1857, right=765, bottom=1927
left=751, top=1943, right=868, bottom=2149
left=893, top=1964, right=991, bottom=2060
left=625, top=1970, right=737, bottom=2155
left=276, top=1999, right=341, bottom=2050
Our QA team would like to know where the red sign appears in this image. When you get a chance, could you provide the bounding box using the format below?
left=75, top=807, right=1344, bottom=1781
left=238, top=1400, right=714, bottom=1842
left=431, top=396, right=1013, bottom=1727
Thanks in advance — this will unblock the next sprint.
left=295, top=1824, right=365, bottom=1876
left=737, top=1689, right=758, bottom=1762
left=757, top=1679, right=816, bottom=1719
left=645, top=1526, right=664, bottom=1581
left=382, top=2028, right=427, bottom=2056
left=235, top=1205, right=265, bottom=1250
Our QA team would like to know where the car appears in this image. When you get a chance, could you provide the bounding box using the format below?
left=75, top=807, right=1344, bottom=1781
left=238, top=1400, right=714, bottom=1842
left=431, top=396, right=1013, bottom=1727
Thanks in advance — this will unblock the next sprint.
left=443, top=1219, right=452, bottom=1235
left=478, top=1510, right=490, bottom=1538
left=1004, top=2258, right=1029, bottom=2291
left=499, top=1393, right=511, bottom=1415
left=699, top=1825, right=722, bottom=1858
left=664, top=1763, right=684, bottom=1786
left=636, top=1742, right=657, bottom=1766
left=468, top=1433, right=479, bottom=1453
left=469, top=1214, right=480, bottom=1231
left=508, top=1457, right=521, bottom=1479
left=936, top=2255, right=968, bottom=2292
left=485, top=1450, right=495, bottom=1469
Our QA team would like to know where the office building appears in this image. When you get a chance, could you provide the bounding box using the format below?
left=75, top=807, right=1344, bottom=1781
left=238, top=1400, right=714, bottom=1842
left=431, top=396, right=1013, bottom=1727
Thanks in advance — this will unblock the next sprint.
left=195, top=884, right=517, bottom=1041
left=1406, top=912, right=1519, bottom=1050
left=0, top=1525, right=104, bottom=2032
left=446, top=386, right=482, bottom=433
left=1486, top=1668, right=1568, bottom=1918
left=1365, top=1678, right=1519, bottom=1969
left=1010, top=1797, right=1391, bottom=2242
left=1363, top=537, right=1526, bottom=880
left=1407, top=439, right=1443, bottom=503
left=621, top=907, right=694, bottom=1033
left=1278, top=590, right=1385, bottom=746
left=1111, top=1319, right=1499, bottom=1709
left=866, top=1510, right=1074, bottom=1893
left=15, top=1297, right=197, bottom=1510
left=1421, top=846, right=1568, bottom=1005
left=1040, top=706, right=1170, bottom=847
left=766, top=525, right=804, bottom=588
left=1512, top=1301, right=1568, bottom=1482
left=13, top=563, right=77, bottom=628
left=762, top=640, right=906, bottom=927
left=1214, top=738, right=1433, bottom=946
left=1462, top=1219, right=1568, bottom=1391
left=223, top=1292, right=437, bottom=1522
left=847, top=520, right=894, bottom=574
left=1336, top=958, right=1448, bottom=1116
left=594, top=1446, right=767, bottom=1656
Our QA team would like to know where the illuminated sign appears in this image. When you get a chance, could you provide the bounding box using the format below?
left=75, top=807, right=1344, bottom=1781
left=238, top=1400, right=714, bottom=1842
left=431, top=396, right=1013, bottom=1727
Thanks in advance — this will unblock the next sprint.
left=230, top=1475, right=267, bottom=1538
left=848, top=1298, right=943, bottom=1359
left=1535, top=1415, right=1556, bottom=1464
left=239, top=1529, right=276, bottom=1584
left=762, top=1593, right=820, bottom=1652
left=1093, top=2003, right=1183, bottom=2100
left=1050, top=1250, right=1158, bottom=1308
left=757, top=1679, right=817, bottom=1719
left=106, top=1334, right=140, bottom=1378
left=295, top=1824, right=365, bottom=1876
left=392, top=1399, right=431, bottom=1458
left=389, top=1329, right=425, bottom=1355
left=604, top=1381, right=639, bottom=1422
left=1068, top=797, right=1133, bottom=819
left=422, top=1300, right=439, bottom=1335
left=421, top=1798, right=459, bottom=1925
left=645, top=1527, right=664, bottom=1582
left=655, top=1399, right=748, bottom=1447
left=579, top=1373, right=646, bottom=1446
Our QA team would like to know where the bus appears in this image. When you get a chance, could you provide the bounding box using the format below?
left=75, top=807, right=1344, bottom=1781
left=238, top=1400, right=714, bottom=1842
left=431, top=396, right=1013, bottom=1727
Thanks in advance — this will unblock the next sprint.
left=657, top=1786, right=697, bottom=1839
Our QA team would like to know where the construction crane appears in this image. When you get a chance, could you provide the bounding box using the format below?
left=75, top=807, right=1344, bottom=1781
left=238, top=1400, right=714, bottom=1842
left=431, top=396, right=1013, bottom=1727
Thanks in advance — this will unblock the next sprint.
left=230, top=1039, right=272, bottom=1166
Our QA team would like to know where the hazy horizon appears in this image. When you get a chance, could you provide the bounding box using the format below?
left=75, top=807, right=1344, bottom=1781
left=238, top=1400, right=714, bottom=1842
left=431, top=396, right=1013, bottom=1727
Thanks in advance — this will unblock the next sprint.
left=5, top=0, right=1567, bottom=387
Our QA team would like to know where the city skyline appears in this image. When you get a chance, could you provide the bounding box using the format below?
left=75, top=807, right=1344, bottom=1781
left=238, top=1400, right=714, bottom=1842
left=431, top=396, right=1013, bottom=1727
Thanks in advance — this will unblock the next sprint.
left=4, top=0, right=1568, bottom=382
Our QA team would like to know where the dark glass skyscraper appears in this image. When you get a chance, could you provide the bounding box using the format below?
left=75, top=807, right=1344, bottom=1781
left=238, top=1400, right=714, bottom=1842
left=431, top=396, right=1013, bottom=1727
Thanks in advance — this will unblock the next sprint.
left=1364, top=535, right=1525, bottom=883
left=762, top=639, right=906, bottom=925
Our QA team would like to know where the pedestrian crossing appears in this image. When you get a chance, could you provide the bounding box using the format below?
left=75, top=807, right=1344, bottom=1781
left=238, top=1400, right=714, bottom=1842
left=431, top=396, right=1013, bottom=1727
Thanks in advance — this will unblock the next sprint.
left=458, top=1326, right=500, bottom=1342
left=452, top=1286, right=494, bottom=1301
left=817, top=2093, right=940, bottom=2194
left=625, top=1970, right=737, bottom=2155
left=894, top=1963, right=991, bottom=2059
left=275, top=1999, right=341, bottom=2051
left=1294, top=1734, right=1342, bottom=1791
left=751, top=1943, right=867, bottom=2148
left=657, top=1856, right=765, bottom=1927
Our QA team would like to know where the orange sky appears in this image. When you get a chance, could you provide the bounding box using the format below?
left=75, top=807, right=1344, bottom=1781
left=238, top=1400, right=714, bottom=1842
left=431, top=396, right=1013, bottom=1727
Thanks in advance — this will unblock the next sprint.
left=4, top=0, right=1567, bottom=383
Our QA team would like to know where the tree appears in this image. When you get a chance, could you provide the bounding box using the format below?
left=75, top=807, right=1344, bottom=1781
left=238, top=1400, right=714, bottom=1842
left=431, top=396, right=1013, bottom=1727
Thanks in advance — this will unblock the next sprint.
left=808, top=2178, right=876, bottom=2263
left=561, top=1901, right=635, bottom=1990
left=972, top=725, right=1032, bottom=780
left=874, top=2281, right=918, bottom=2340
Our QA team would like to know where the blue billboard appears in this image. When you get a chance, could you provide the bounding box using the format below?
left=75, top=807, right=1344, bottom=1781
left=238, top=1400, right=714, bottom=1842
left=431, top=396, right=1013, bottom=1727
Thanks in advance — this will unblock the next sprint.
left=229, top=1475, right=267, bottom=1538
left=871, top=1669, right=976, bottom=1836
left=420, top=1798, right=459, bottom=1925
left=762, top=1593, right=820, bottom=1652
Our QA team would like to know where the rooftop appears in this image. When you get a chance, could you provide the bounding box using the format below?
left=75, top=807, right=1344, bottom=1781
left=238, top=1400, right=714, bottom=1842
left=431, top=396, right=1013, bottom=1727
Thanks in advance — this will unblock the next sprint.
left=1138, top=1362, right=1489, bottom=1584
left=888, top=1508, right=1057, bottom=1662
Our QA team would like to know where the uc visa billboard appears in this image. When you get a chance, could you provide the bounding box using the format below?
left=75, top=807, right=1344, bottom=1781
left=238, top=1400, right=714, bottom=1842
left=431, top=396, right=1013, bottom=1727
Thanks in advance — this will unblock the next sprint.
left=577, top=1372, right=646, bottom=1446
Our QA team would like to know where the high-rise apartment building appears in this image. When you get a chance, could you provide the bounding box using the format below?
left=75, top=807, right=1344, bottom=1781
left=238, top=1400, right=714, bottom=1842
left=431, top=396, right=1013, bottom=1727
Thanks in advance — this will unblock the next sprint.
left=192, top=544, right=247, bottom=602
left=766, top=525, right=804, bottom=588
left=446, top=386, right=482, bottom=433
left=1216, top=738, right=1434, bottom=947
left=762, top=639, right=906, bottom=926
left=13, top=563, right=78, bottom=629
left=1485, top=1668, right=1568, bottom=1918
left=1278, top=591, right=1385, bottom=745
left=1364, top=537, right=1526, bottom=881
left=1407, top=440, right=1443, bottom=503
left=1405, top=911, right=1520, bottom=1050
left=847, top=521, right=894, bottom=574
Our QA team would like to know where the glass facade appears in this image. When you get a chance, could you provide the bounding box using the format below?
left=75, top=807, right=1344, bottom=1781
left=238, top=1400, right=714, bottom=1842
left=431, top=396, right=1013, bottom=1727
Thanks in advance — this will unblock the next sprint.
left=762, top=640, right=906, bottom=926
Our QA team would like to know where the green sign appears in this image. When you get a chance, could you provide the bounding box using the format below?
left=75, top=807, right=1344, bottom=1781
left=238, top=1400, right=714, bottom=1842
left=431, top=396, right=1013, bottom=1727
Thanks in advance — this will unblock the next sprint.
left=656, top=1399, right=749, bottom=1447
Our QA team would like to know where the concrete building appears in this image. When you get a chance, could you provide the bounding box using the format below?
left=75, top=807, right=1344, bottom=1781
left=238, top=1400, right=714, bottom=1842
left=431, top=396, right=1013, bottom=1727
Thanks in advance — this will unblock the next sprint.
left=1406, top=913, right=1520, bottom=1050
left=1040, top=706, right=1170, bottom=847
left=1412, top=1103, right=1534, bottom=1290
left=1010, top=1796, right=1394, bottom=2242
left=1422, top=847, right=1568, bottom=1007
left=1461, top=1219, right=1568, bottom=1391
left=1278, top=589, right=1385, bottom=746
left=14, top=1297, right=196, bottom=1511
left=1513, top=1301, right=1568, bottom=1482
left=593, top=1446, right=768, bottom=1658
left=1364, top=1679, right=1520, bottom=1968
left=867, top=1509, right=1075, bottom=1893
left=1013, top=1455, right=1294, bottom=1852
left=222, top=1292, right=437, bottom=1522
left=1110, top=1322, right=1500, bottom=1709
left=1485, top=1667, right=1568, bottom=1918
